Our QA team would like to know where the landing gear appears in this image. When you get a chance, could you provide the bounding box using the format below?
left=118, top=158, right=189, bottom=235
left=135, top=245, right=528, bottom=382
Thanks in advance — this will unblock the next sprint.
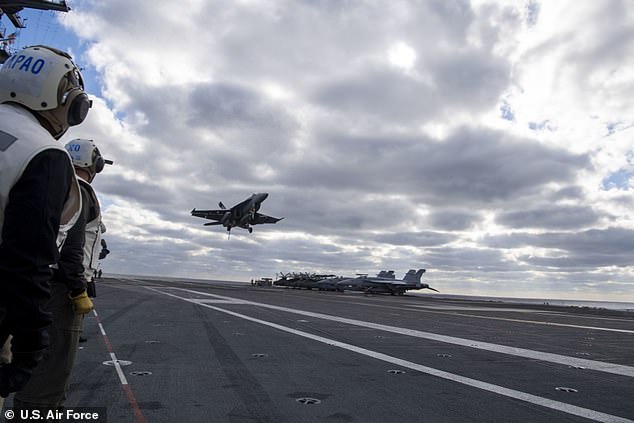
left=248, top=227, right=253, bottom=233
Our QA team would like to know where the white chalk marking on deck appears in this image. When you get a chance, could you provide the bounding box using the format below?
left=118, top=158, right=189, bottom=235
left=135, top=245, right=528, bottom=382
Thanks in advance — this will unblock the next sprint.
left=92, top=307, right=146, bottom=423
left=110, top=352, right=129, bottom=385
left=146, top=287, right=633, bottom=423
left=194, top=299, right=250, bottom=305
left=406, top=306, right=634, bottom=334
left=406, top=305, right=552, bottom=313
left=150, top=287, right=634, bottom=378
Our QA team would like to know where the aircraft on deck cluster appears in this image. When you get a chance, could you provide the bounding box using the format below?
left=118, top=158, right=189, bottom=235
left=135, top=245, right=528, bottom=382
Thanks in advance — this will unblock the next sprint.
left=273, top=269, right=437, bottom=295
left=191, top=193, right=283, bottom=237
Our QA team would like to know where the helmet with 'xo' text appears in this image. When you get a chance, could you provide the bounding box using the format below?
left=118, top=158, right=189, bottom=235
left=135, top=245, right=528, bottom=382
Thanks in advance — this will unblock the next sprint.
left=65, top=139, right=112, bottom=182
left=0, top=45, right=92, bottom=139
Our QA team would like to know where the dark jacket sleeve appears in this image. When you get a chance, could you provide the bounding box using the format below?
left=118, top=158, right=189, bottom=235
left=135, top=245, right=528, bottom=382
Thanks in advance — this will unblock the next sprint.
left=0, top=149, right=74, bottom=355
left=55, top=182, right=89, bottom=296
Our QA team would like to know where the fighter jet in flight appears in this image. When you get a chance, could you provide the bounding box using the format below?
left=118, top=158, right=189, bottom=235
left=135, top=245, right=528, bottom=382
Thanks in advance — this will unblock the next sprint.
left=336, top=269, right=437, bottom=295
left=191, top=193, right=283, bottom=236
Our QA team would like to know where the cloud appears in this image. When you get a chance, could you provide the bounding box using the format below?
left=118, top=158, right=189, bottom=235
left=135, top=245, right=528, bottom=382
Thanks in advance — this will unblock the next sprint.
left=496, top=205, right=600, bottom=230
left=373, top=231, right=456, bottom=247
left=484, top=228, right=634, bottom=269
left=41, top=0, right=634, bottom=301
left=428, top=210, right=481, bottom=231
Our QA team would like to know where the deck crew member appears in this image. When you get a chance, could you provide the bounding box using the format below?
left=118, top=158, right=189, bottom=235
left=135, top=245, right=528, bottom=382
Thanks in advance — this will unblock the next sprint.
left=0, top=45, right=90, bottom=403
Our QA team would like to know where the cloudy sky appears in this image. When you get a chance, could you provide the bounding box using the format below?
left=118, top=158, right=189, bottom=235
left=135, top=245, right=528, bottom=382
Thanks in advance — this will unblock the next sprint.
left=8, top=0, right=634, bottom=301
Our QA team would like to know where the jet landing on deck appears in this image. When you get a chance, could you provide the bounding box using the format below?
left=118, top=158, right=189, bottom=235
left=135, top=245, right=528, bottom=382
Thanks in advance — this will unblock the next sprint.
left=191, top=192, right=283, bottom=237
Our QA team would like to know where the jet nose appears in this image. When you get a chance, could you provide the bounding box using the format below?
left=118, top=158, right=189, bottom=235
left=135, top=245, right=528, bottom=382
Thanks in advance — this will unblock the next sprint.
left=257, top=193, right=269, bottom=201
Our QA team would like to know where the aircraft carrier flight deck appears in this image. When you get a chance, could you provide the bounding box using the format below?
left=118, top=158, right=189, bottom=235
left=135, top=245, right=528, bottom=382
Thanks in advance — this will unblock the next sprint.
left=6, top=276, right=632, bottom=423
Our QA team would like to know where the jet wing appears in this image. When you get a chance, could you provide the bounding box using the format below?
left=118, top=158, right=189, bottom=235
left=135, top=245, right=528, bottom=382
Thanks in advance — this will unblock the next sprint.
left=252, top=213, right=284, bottom=225
left=191, top=209, right=226, bottom=221
left=365, top=279, right=438, bottom=292
left=233, top=197, right=253, bottom=211
left=365, top=280, right=406, bottom=287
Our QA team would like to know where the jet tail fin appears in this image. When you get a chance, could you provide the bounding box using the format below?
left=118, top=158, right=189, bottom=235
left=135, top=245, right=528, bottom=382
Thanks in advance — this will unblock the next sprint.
left=405, top=269, right=437, bottom=292
left=403, top=269, right=426, bottom=284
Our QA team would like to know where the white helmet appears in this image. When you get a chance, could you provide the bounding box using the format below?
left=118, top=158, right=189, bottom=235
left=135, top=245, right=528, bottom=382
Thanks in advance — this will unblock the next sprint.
left=0, top=45, right=91, bottom=138
left=65, top=138, right=110, bottom=181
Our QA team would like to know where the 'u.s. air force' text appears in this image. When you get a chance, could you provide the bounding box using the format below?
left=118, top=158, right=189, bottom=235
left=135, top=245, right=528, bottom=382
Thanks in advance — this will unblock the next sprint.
left=5, top=408, right=105, bottom=422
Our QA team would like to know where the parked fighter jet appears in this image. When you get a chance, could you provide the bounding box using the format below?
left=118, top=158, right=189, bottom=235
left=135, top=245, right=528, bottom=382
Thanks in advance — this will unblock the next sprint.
left=191, top=193, right=283, bottom=236
left=274, top=272, right=339, bottom=290
left=336, top=269, right=437, bottom=295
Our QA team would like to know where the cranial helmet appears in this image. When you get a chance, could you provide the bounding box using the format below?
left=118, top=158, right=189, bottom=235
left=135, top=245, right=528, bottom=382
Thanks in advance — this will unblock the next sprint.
left=0, top=45, right=91, bottom=138
left=65, top=139, right=105, bottom=181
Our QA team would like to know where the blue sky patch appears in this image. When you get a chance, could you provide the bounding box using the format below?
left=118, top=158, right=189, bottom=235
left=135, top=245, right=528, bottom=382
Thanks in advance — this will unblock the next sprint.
left=602, top=169, right=632, bottom=191
left=528, top=120, right=553, bottom=131
left=606, top=122, right=620, bottom=135
left=525, top=1, right=540, bottom=27
left=500, top=101, right=514, bottom=121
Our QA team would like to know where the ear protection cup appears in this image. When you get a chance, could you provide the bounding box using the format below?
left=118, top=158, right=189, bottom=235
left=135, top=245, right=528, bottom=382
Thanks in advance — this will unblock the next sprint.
left=93, top=148, right=105, bottom=173
left=63, top=88, right=92, bottom=126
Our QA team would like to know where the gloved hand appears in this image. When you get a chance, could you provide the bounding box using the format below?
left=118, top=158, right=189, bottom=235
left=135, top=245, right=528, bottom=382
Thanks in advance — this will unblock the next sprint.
left=99, top=239, right=110, bottom=259
left=70, top=290, right=94, bottom=314
left=0, top=355, right=37, bottom=398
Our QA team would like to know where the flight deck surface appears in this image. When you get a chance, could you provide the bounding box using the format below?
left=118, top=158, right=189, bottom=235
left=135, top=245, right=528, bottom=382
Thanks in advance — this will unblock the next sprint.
left=8, top=276, right=632, bottom=423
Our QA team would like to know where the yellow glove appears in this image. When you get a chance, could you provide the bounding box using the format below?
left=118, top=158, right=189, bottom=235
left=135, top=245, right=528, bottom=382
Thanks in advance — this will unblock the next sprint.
left=70, top=290, right=94, bottom=315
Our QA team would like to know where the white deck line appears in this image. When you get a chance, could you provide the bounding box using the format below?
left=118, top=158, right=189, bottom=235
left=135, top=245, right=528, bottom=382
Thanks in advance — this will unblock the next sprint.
left=147, top=286, right=634, bottom=423
left=158, top=286, right=634, bottom=378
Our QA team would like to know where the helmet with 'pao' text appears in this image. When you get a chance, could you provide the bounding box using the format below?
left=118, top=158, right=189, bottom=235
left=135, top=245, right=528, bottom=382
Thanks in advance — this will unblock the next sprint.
left=0, top=45, right=91, bottom=138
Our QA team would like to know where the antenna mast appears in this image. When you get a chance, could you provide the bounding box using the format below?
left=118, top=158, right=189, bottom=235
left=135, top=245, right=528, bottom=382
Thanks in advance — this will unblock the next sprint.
left=0, top=0, right=70, bottom=62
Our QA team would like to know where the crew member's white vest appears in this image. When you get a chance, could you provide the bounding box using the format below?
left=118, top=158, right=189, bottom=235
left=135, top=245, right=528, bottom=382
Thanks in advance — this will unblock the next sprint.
left=78, top=179, right=102, bottom=281
left=0, top=104, right=81, bottom=247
